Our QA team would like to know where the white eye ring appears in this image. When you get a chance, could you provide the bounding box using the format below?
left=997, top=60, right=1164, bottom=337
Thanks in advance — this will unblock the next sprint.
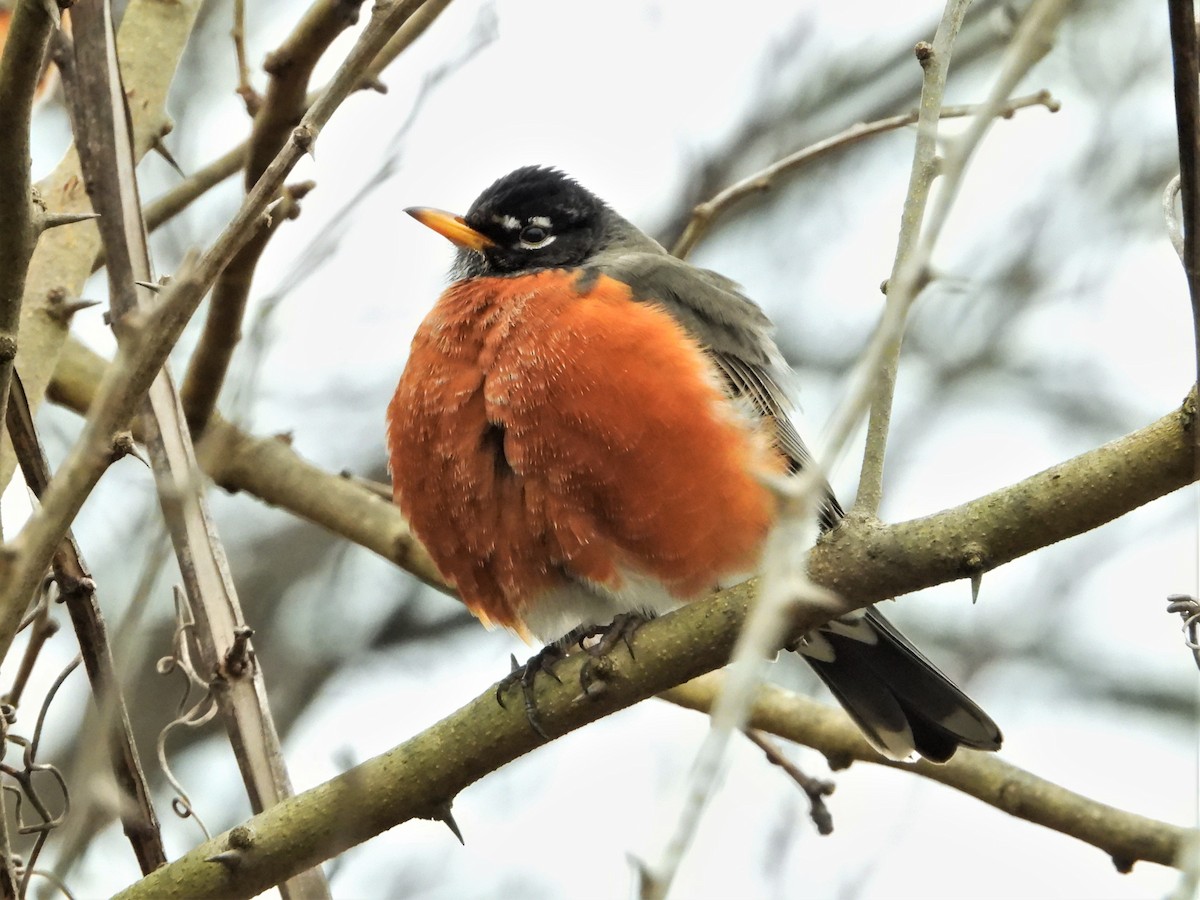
left=518, top=223, right=554, bottom=249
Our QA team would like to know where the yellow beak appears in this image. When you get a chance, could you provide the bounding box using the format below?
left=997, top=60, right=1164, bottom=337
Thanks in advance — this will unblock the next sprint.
left=405, top=207, right=495, bottom=251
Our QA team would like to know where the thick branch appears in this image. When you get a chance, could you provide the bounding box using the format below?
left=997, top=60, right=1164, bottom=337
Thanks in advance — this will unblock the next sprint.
left=48, top=338, right=1197, bottom=614
left=113, top=568, right=1198, bottom=898
left=0, top=0, right=56, bottom=454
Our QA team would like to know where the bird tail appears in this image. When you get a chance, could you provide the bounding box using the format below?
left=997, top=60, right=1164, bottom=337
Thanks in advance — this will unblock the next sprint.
left=795, top=607, right=1002, bottom=763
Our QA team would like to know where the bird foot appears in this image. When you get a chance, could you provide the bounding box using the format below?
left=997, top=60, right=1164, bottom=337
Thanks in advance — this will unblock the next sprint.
left=495, top=614, right=649, bottom=737
left=578, top=612, right=646, bottom=698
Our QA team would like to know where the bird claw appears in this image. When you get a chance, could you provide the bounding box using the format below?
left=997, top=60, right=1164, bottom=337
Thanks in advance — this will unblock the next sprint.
left=495, top=644, right=567, bottom=739
left=496, top=614, right=648, bottom=736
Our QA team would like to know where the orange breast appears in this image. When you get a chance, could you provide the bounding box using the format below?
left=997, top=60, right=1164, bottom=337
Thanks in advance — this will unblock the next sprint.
left=386, top=270, right=781, bottom=634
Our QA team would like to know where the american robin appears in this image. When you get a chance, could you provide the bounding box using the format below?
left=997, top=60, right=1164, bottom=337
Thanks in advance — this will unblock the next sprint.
left=387, top=166, right=1002, bottom=762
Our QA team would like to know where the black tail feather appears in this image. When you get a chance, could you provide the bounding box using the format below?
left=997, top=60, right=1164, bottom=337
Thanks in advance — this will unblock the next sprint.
left=800, top=607, right=1002, bottom=763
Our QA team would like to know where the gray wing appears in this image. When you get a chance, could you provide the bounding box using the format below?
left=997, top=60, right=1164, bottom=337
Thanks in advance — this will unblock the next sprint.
left=593, top=251, right=843, bottom=528
left=593, top=250, right=1001, bottom=762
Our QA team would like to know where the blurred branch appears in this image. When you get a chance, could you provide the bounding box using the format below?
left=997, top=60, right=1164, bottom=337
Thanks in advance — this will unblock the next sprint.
left=231, top=0, right=260, bottom=116
left=99, top=0, right=459, bottom=273
left=114, top=566, right=1197, bottom=899
left=670, top=90, right=1060, bottom=259
left=66, top=3, right=326, bottom=895
left=854, top=0, right=1072, bottom=517
left=50, top=336, right=443, bottom=587
left=852, top=2, right=971, bottom=517
left=180, top=0, right=368, bottom=435
left=0, top=0, right=204, bottom=500
left=0, top=0, right=57, bottom=464
left=743, top=729, right=834, bottom=835
left=0, top=0, right=452, bottom=669
left=663, top=673, right=1197, bottom=873
left=6, top=373, right=166, bottom=875
left=1167, top=0, right=1200, bottom=387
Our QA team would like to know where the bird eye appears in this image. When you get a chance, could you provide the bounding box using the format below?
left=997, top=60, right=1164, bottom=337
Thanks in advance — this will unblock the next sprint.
left=518, top=223, right=552, bottom=247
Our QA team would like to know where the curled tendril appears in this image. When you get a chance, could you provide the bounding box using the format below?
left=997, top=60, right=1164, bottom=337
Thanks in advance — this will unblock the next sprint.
left=154, top=585, right=217, bottom=840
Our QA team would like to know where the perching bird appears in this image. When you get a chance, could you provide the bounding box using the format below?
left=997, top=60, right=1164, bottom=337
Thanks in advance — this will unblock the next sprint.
left=387, top=166, right=1001, bottom=762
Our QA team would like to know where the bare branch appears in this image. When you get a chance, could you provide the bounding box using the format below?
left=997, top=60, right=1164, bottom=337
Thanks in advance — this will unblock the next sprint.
left=112, top=583, right=1199, bottom=899
left=663, top=673, right=1196, bottom=873
left=0, top=0, right=451, bottom=716
left=66, top=3, right=327, bottom=894
left=670, top=90, right=1060, bottom=259
left=1167, top=0, right=1200, bottom=386
left=0, top=0, right=204, bottom=502
left=0, top=0, right=58, bottom=467
left=7, top=375, right=166, bottom=874
left=851, top=2, right=972, bottom=517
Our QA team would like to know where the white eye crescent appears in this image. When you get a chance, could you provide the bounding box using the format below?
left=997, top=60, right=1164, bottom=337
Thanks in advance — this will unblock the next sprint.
left=518, top=222, right=555, bottom=249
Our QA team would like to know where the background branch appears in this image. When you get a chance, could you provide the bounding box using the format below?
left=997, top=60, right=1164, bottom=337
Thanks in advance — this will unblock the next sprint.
left=670, top=90, right=1059, bottom=260
left=6, top=375, right=165, bottom=875
left=662, top=673, right=1195, bottom=873
left=179, top=0, right=368, bottom=435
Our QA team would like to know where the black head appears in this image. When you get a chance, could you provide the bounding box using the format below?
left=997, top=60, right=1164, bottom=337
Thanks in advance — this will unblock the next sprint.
left=407, top=167, right=616, bottom=278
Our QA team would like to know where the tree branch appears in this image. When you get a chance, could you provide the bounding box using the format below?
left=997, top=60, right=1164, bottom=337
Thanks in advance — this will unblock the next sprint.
left=65, top=5, right=328, bottom=894
left=179, top=0, right=368, bottom=435
left=662, top=673, right=1196, bottom=873
left=112, top=565, right=1199, bottom=899
left=0, top=0, right=57, bottom=461
left=6, top=374, right=166, bottom=874
left=852, top=1, right=971, bottom=517
left=1167, top=0, right=1200, bottom=386
left=47, top=336, right=1198, bottom=617
left=0, top=0, right=447, bottom=666
left=0, top=0, right=204, bottom=498
left=670, top=90, right=1060, bottom=260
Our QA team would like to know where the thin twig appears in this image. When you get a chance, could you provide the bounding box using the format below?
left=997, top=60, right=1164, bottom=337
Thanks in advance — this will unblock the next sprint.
left=852, top=2, right=972, bottom=517
left=670, top=90, right=1060, bottom=259
left=663, top=673, right=1195, bottom=874
left=1167, top=0, right=1200, bottom=388
left=743, top=729, right=834, bottom=835
left=855, top=0, right=1072, bottom=517
left=232, top=0, right=260, bottom=116
left=6, top=373, right=166, bottom=873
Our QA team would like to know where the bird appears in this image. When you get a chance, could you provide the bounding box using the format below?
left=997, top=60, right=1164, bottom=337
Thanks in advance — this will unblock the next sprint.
left=387, top=165, right=1002, bottom=763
